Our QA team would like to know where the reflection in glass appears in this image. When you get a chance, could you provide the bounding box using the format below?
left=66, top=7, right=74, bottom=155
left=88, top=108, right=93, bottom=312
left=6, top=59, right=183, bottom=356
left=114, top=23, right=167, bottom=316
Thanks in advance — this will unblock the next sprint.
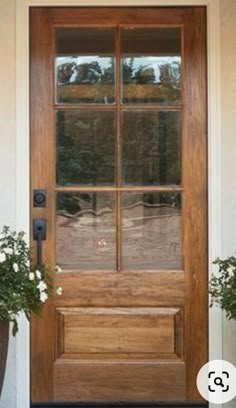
left=56, top=110, right=116, bottom=186
left=122, top=111, right=181, bottom=185
left=122, top=192, right=182, bottom=270
left=56, top=193, right=116, bottom=270
left=121, top=28, right=181, bottom=104
left=56, top=28, right=115, bottom=104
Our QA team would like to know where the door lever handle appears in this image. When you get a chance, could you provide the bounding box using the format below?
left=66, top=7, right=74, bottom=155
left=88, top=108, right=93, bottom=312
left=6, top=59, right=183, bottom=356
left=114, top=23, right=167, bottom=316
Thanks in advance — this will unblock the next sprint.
left=33, top=219, right=47, bottom=268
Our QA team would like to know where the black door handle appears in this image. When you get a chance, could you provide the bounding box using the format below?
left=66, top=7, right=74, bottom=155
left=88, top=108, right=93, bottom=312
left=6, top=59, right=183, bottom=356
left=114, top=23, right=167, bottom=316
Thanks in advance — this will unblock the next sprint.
left=33, top=219, right=47, bottom=268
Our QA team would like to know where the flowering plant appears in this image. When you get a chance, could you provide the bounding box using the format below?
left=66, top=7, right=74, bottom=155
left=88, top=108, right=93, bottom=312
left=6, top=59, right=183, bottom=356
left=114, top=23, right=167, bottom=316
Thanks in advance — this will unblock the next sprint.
left=0, top=226, right=52, bottom=335
left=209, top=256, right=236, bottom=320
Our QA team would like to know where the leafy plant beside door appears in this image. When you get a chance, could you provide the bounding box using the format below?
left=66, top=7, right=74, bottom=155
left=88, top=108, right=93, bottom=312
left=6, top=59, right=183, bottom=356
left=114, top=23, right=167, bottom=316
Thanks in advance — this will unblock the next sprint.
left=0, top=225, right=52, bottom=396
left=210, top=256, right=236, bottom=319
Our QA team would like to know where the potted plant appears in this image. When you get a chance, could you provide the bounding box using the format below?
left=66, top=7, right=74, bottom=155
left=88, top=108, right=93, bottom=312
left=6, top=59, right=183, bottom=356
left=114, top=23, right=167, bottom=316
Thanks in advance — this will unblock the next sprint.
left=0, top=226, right=52, bottom=396
left=210, top=255, right=236, bottom=320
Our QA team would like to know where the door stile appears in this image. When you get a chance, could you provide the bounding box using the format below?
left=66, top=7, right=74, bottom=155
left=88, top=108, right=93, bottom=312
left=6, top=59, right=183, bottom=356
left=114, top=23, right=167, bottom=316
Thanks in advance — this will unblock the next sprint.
left=30, top=7, right=55, bottom=400
left=183, top=8, right=208, bottom=399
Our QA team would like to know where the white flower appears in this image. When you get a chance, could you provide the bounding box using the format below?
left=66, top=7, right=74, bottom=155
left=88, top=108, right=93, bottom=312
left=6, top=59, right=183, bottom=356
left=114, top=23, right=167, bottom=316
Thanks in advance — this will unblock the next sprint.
left=26, top=260, right=30, bottom=267
left=55, top=265, right=62, bottom=273
left=4, top=247, right=13, bottom=255
left=35, top=270, right=41, bottom=279
left=40, top=291, right=48, bottom=303
left=0, top=252, right=6, bottom=263
left=37, top=281, right=47, bottom=292
left=228, top=266, right=235, bottom=276
left=29, top=272, right=35, bottom=281
left=56, top=286, right=63, bottom=296
left=13, top=263, right=19, bottom=272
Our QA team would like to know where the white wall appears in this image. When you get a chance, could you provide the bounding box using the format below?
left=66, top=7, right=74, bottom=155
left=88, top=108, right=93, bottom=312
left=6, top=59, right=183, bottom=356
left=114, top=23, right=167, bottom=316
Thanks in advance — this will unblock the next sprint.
left=221, top=1, right=236, bottom=405
left=0, top=0, right=236, bottom=407
left=0, top=1, right=16, bottom=407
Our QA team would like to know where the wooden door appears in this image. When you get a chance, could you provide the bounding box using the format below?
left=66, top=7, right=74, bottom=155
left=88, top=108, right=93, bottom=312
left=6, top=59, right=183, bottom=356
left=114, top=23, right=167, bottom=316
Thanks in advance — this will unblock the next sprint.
left=30, top=7, right=207, bottom=405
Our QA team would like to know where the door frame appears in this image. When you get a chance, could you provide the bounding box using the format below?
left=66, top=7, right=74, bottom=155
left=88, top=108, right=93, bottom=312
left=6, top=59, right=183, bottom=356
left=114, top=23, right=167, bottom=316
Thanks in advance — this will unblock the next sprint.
left=16, top=1, right=221, bottom=408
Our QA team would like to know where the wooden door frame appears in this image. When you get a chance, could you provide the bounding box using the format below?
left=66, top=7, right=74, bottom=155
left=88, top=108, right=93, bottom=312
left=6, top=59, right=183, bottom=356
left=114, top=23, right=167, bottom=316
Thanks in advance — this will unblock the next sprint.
left=15, top=1, right=221, bottom=408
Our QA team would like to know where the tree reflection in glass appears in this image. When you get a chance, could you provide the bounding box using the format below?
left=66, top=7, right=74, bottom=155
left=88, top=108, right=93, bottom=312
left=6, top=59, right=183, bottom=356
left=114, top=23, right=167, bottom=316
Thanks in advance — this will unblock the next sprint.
left=56, top=56, right=115, bottom=104
left=121, top=27, right=181, bottom=104
left=122, top=111, right=181, bottom=185
left=56, top=110, right=116, bottom=186
left=56, top=28, right=116, bottom=104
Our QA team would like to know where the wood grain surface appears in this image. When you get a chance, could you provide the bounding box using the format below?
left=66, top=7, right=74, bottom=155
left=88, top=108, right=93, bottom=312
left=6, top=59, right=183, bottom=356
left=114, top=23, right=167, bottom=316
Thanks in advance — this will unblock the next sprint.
left=30, top=6, right=207, bottom=403
left=54, top=361, right=186, bottom=401
left=30, top=7, right=55, bottom=401
left=54, top=271, right=185, bottom=307
left=183, top=7, right=208, bottom=400
left=56, top=307, right=181, bottom=355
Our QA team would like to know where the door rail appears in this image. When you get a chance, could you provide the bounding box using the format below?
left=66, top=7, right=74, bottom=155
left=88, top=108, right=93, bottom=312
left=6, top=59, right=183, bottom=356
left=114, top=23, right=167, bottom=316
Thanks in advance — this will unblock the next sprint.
left=31, top=401, right=208, bottom=408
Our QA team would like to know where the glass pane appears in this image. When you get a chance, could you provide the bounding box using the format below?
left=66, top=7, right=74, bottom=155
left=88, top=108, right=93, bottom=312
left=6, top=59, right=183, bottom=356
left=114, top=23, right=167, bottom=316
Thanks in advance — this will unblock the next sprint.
left=121, top=28, right=181, bottom=104
left=122, top=192, right=182, bottom=270
left=56, top=110, right=116, bottom=186
left=122, top=111, right=181, bottom=185
left=56, top=28, right=115, bottom=104
left=56, top=192, right=116, bottom=270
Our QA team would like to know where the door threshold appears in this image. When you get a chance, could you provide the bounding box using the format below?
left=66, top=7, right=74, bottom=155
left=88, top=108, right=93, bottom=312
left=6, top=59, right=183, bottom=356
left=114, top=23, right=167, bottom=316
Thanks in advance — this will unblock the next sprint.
left=31, top=402, right=208, bottom=408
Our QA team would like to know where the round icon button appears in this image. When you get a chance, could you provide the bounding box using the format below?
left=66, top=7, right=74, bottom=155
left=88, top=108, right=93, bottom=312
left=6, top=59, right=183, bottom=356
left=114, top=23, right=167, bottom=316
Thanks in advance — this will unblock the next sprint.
left=197, top=359, right=236, bottom=404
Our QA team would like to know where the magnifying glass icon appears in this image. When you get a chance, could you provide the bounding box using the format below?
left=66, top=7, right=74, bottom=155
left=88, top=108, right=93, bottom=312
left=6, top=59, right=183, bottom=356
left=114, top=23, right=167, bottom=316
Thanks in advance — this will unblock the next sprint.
left=214, top=377, right=225, bottom=388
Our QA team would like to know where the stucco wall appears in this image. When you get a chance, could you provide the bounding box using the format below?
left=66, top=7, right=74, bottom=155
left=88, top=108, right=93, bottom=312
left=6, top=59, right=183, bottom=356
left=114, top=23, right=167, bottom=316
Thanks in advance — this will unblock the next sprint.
left=0, top=1, right=16, bottom=407
left=221, top=1, right=236, bottom=405
left=0, top=0, right=236, bottom=407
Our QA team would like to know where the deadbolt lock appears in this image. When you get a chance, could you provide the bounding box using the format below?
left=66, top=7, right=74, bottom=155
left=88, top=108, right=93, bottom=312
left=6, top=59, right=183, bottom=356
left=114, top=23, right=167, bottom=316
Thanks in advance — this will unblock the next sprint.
left=33, top=189, right=47, bottom=208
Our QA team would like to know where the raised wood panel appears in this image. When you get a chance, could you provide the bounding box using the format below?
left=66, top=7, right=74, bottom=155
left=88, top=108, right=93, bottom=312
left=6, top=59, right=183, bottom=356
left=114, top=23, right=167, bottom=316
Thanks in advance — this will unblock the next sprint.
left=54, top=271, right=185, bottom=307
left=54, top=361, right=186, bottom=401
left=56, top=307, right=182, bottom=355
left=175, top=309, right=184, bottom=358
